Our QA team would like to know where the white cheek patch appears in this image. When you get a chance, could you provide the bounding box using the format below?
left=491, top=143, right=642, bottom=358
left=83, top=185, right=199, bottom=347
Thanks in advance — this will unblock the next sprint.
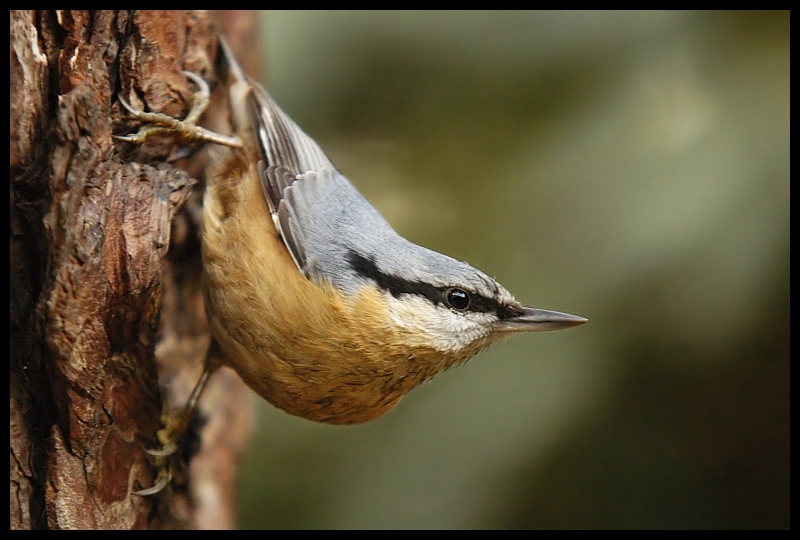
left=384, top=293, right=497, bottom=352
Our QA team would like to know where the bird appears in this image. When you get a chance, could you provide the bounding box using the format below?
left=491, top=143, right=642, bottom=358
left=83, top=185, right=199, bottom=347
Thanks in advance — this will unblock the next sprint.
left=117, top=37, right=586, bottom=491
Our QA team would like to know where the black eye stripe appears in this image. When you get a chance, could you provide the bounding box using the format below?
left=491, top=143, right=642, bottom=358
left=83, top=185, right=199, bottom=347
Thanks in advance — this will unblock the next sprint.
left=347, top=250, right=523, bottom=318
left=347, top=250, right=442, bottom=305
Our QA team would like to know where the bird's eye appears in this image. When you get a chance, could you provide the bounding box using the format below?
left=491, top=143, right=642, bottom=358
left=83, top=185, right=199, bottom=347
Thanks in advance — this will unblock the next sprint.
left=446, top=288, right=471, bottom=310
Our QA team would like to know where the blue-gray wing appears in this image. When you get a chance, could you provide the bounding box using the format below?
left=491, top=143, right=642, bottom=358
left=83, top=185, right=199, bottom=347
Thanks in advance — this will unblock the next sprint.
left=249, top=82, right=402, bottom=290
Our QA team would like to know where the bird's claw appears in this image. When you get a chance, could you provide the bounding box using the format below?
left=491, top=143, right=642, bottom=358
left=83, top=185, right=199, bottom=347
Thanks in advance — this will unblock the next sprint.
left=133, top=369, right=212, bottom=496
left=115, top=70, right=242, bottom=149
left=132, top=405, right=191, bottom=496
left=132, top=465, right=173, bottom=497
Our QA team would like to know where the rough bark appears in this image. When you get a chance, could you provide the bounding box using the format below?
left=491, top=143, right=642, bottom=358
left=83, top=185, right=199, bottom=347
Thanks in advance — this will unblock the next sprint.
left=10, top=10, right=260, bottom=529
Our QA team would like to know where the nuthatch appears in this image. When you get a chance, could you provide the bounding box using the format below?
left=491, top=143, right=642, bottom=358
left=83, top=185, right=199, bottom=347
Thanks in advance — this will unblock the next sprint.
left=119, top=38, right=586, bottom=490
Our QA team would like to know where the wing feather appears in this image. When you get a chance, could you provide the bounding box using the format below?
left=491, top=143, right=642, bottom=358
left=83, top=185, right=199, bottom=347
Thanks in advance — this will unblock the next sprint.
left=249, top=82, right=340, bottom=275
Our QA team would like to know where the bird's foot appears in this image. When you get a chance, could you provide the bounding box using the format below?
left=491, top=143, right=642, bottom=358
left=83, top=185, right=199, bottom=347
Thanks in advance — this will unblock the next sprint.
left=133, top=370, right=211, bottom=496
left=115, top=70, right=242, bottom=149
left=132, top=404, right=193, bottom=496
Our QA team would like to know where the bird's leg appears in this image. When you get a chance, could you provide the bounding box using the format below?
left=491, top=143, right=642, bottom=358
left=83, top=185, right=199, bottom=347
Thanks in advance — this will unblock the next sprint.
left=133, top=368, right=212, bottom=496
left=114, top=71, right=243, bottom=149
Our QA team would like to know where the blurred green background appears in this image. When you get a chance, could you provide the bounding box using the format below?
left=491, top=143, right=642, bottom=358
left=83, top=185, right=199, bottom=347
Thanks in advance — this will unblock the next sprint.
left=235, top=11, right=789, bottom=529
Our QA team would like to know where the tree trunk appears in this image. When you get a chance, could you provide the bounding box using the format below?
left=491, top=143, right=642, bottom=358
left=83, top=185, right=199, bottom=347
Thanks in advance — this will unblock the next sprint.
left=10, top=10, right=260, bottom=529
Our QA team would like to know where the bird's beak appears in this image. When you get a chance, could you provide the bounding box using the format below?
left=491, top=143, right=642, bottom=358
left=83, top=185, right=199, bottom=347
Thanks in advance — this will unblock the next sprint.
left=497, top=307, right=588, bottom=333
